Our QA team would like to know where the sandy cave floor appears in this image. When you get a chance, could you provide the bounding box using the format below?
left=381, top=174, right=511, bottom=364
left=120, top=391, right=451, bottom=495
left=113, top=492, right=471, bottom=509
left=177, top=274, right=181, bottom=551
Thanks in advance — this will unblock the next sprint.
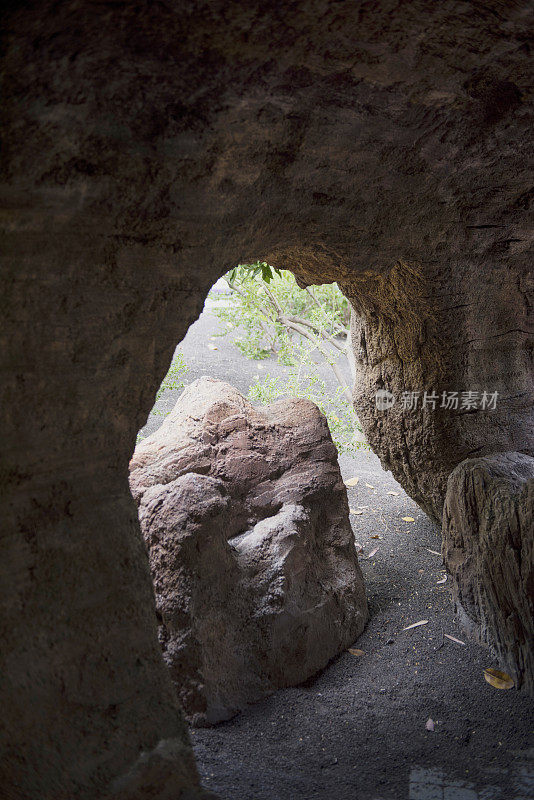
left=138, top=297, right=534, bottom=800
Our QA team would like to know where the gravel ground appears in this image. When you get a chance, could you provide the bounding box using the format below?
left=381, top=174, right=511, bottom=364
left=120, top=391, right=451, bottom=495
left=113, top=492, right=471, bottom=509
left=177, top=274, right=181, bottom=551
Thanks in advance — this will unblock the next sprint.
left=137, top=295, right=534, bottom=800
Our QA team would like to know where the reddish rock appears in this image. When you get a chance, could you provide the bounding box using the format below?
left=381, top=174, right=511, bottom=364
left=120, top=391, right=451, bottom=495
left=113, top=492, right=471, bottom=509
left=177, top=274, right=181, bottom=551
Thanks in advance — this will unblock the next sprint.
left=130, top=378, right=368, bottom=725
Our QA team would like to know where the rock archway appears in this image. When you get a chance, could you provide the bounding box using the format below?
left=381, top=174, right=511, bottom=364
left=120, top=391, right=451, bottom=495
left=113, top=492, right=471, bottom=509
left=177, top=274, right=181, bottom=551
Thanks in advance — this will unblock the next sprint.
left=1, top=1, right=532, bottom=798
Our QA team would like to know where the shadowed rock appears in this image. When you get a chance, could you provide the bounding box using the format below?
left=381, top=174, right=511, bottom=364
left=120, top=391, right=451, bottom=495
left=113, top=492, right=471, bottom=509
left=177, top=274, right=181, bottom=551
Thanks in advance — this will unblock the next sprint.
left=443, top=452, right=534, bottom=693
left=2, top=0, right=533, bottom=795
left=130, top=378, right=368, bottom=725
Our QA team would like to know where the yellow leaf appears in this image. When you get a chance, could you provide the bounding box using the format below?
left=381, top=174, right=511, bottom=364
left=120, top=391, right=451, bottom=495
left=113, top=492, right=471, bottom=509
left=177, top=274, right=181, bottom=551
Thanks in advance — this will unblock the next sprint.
left=402, top=516, right=415, bottom=522
left=371, top=534, right=380, bottom=539
left=483, top=668, right=514, bottom=690
left=402, top=619, right=428, bottom=631
left=444, top=634, right=465, bottom=645
left=345, top=477, right=360, bottom=487
left=348, top=648, right=365, bottom=656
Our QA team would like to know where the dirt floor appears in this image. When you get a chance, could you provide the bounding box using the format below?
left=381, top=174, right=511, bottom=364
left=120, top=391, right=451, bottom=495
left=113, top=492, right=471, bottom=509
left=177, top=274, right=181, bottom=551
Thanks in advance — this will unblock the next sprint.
left=139, top=294, right=534, bottom=800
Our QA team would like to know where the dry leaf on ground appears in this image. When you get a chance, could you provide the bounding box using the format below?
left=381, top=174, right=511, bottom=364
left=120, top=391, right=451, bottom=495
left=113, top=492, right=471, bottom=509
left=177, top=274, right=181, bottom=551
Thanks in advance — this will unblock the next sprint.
left=365, top=483, right=375, bottom=489
left=403, top=620, right=428, bottom=631
left=436, top=577, right=447, bottom=584
left=387, top=491, right=399, bottom=496
left=350, top=508, right=364, bottom=515
left=207, top=343, right=218, bottom=350
left=425, top=718, right=435, bottom=731
left=483, top=668, right=514, bottom=690
left=402, top=516, right=415, bottom=522
left=444, top=634, right=465, bottom=645
left=348, top=648, right=365, bottom=657
left=427, top=549, right=441, bottom=556
left=371, top=534, right=380, bottom=539
left=367, top=547, right=379, bottom=559
left=345, top=477, right=360, bottom=487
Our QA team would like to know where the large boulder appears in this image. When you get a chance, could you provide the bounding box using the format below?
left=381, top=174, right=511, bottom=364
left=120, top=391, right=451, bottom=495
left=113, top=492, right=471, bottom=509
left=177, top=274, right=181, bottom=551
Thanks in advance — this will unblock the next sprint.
left=442, top=452, right=534, bottom=693
left=130, top=378, right=368, bottom=725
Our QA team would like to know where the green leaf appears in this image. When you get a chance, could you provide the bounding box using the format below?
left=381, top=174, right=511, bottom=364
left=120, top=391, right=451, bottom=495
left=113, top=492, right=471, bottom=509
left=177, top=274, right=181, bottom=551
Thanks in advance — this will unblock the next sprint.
left=261, top=265, right=272, bottom=283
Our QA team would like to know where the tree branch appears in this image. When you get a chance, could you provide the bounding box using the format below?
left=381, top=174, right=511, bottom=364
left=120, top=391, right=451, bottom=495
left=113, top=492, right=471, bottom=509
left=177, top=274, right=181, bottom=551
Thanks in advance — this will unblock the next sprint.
left=305, top=286, right=349, bottom=336
left=284, top=315, right=347, bottom=352
left=281, top=317, right=353, bottom=403
left=226, top=279, right=277, bottom=350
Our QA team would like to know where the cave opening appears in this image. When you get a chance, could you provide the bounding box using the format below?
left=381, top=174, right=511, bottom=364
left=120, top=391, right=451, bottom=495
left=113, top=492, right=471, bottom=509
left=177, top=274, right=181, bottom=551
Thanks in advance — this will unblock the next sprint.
left=127, top=273, right=533, bottom=800
left=3, top=1, right=533, bottom=794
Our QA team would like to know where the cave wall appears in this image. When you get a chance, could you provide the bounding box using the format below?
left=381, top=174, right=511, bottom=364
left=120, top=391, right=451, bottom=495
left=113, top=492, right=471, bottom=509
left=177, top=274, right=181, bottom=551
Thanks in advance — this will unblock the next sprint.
left=1, top=1, right=533, bottom=797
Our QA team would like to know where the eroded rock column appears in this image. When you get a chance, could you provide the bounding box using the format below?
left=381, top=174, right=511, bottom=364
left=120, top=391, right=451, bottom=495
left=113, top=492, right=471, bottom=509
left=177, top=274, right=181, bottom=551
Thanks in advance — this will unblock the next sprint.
left=0, top=231, right=213, bottom=799
left=442, top=453, right=534, bottom=692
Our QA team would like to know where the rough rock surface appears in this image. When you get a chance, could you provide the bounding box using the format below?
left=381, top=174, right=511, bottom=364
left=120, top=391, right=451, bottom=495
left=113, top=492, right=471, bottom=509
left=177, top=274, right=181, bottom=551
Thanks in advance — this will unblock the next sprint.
left=443, top=452, right=534, bottom=693
left=1, top=1, right=533, bottom=796
left=130, top=378, right=368, bottom=725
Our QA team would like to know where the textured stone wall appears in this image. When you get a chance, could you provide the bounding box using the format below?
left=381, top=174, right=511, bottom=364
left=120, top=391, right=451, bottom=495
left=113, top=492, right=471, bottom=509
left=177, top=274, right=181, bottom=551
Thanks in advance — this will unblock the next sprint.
left=443, top=453, right=534, bottom=693
left=1, top=1, right=533, bottom=797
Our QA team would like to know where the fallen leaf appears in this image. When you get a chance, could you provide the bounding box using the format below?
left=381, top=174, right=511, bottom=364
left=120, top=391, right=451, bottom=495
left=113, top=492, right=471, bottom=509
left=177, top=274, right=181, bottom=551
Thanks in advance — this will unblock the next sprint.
left=371, top=534, right=380, bottom=539
left=367, top=547, right=379, bottom=559
left=402, top=516, right=415, bottom=522
left=436, top=576, right=447, bottom=584
left=483, top=668, right=514, bottom=690
left=418, top=569, right=424, bottom=574
left=387, top=491, right=399, bottom=496
left=365, top=483, right=375, bottom=489
left=350, top=508, right=364, bottom=515
left=348, top=648, right=365, bottom=657
left=354, top=542, right=363, bottom=552
left=427, top=549, right=441, bottom=556
left=403, top=620, right=429, bottom=631
left=444, top=634, right=465, bottom=645
left=207, top=343, right=218, bottom=350
left=345, top=477, right=360, bottom=487
left=425, top=718, right=435, bottom=732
